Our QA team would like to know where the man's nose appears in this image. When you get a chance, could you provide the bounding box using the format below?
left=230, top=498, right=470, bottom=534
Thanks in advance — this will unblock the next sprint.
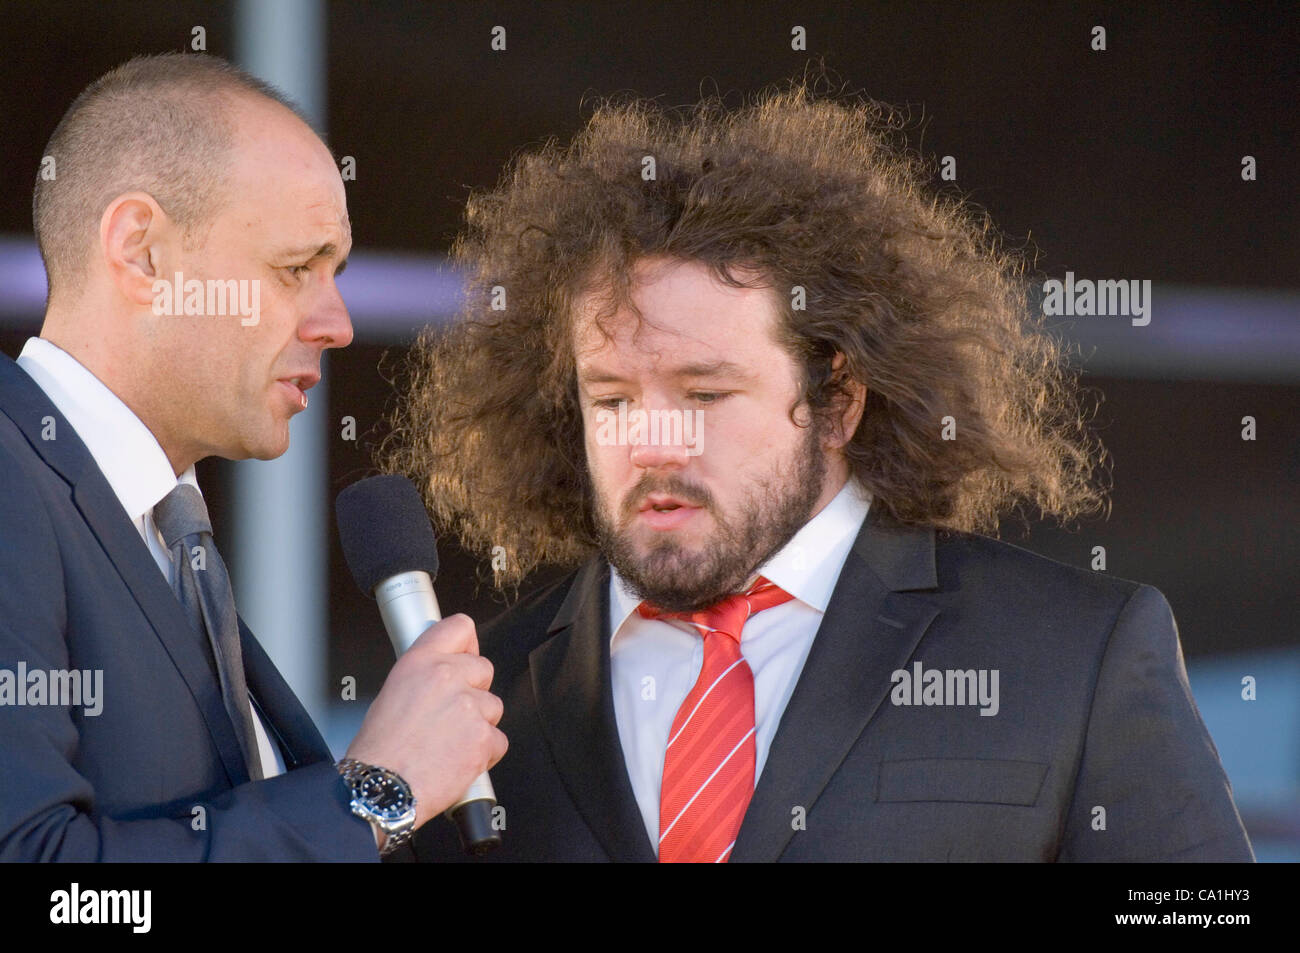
left=629, top=439, right=692, bottom=470
left=627, top=399, right=694, bottom=470
left=302, top=277, right=353, bottom=349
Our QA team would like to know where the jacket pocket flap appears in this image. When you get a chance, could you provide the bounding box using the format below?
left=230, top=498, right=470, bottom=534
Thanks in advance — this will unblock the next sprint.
left=876, top=758, right=1048, bottom=805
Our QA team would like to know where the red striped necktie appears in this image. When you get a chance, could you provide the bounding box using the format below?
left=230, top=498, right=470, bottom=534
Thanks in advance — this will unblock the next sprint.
left=637, top=576, right=794, bottom=863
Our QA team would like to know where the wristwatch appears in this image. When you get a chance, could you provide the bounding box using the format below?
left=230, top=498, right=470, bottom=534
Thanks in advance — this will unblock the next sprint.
left=336, top=758, right=417, bottom=856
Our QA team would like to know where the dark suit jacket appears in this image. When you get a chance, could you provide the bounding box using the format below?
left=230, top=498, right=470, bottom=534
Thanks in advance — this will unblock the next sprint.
left=406, top=493, right=1254, bottom=862
left=0, top=354, right=375, bottom=861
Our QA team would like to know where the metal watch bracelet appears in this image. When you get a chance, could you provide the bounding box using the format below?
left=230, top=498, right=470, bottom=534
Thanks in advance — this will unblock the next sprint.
left=336, top=758, right=417, bottom=856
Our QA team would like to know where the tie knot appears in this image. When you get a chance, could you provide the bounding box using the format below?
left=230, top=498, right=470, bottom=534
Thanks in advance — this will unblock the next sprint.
left=637, top=576, right=793, bottom=643
left=152, top=483, right=212, bottom=549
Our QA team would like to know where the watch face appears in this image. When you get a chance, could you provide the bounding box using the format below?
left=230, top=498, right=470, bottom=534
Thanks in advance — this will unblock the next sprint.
left=358, top=771, right=414, bottom=821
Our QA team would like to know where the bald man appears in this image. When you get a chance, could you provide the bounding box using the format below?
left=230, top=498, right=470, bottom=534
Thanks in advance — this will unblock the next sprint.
left=0, top=54, right=506, bottom=861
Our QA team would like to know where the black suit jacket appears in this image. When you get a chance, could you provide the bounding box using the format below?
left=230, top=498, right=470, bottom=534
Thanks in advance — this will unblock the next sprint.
left=0, top=354, right=375, bottom=861
left=407, top=497, right=1254, bottom=862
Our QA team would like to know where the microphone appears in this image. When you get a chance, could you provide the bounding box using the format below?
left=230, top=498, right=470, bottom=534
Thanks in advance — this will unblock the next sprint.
left=335, top=474, right=500, bottom=855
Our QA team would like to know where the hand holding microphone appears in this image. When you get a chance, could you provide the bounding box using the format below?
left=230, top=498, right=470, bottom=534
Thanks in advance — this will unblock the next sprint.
left=336, top=475, right=505, bottom=855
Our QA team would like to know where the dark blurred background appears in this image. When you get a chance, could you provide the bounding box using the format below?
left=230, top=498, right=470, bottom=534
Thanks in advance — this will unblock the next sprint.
left=1, top=0, right=1296, bottom=857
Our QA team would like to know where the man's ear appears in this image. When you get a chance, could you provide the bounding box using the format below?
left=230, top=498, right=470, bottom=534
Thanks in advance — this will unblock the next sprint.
left=99, top=191, right=174, bottom=309
left=823, top=350, right=867, bottom=451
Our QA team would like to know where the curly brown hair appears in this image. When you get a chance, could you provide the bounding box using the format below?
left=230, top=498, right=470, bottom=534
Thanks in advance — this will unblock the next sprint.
left=382, top=79, right=1109, bottom=590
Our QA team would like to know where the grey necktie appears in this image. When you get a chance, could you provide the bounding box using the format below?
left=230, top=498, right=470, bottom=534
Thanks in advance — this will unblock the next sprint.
left=153, top=484, right=263, bottom=781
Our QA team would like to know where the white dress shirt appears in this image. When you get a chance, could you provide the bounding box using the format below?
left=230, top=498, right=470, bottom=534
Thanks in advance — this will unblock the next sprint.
left=17, top=336, right=285, bottom=778
left=609, top=476, right=872, bottom=849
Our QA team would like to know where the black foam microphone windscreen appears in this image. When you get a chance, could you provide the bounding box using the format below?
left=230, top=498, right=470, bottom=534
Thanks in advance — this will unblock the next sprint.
left=336, top=474, right=440, bottom=595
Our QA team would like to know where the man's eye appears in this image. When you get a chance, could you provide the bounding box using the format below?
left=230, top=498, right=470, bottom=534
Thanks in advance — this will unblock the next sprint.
left=591, top=398, right=625, bottom=410
left=284, top=264, right=311, bottom=279
left=689, top=392, right=728, bottom=404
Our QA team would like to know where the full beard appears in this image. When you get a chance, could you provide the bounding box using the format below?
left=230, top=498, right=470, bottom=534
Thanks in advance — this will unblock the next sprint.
left=593, top=422, right=828, bottom=613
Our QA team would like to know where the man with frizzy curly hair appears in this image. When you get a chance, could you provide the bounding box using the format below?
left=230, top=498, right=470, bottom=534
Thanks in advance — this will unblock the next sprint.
left=388, top=83, right=1252, bottom=862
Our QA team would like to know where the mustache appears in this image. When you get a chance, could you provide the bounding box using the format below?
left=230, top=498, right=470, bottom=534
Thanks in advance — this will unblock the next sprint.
left=620, top=476, right=715, bottom=519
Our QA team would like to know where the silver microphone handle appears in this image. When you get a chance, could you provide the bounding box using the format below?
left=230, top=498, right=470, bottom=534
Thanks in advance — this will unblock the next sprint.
left=374, top=572, right=498, bottom=811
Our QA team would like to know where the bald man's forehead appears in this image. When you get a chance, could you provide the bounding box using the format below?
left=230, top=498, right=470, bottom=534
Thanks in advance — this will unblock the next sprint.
left=226, top=104, right=342, bottom=197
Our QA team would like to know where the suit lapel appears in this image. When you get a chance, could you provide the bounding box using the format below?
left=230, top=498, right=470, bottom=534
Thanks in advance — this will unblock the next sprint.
left=239, top=617, right=333, bottom=769
left=529, top=559, right=657, bottom=862
left=731, top=503, right=943, bottom=862
left=0, top=356, right=252, bottom=786
left=523, top=490, right=944, bottom=864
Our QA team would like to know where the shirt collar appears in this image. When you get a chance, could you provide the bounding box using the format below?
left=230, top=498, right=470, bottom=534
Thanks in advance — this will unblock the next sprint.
left=609, top=477, right=872, bottom=642
left=17, top=336, right=199, bottom=520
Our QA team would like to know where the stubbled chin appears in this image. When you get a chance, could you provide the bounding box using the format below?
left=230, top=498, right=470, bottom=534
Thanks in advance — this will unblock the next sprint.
left=627, top=526, right=708, bottom=559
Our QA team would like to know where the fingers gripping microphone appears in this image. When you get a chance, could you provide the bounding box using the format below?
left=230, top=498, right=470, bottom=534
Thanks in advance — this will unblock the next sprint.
left=336, top=474, right=500, bottom=855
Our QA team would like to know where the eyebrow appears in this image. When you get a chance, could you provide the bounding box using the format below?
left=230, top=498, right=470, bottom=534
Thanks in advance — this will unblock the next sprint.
left=277, top=241, right=350, bottom=275
left=578, top=359, right=755, bottom=385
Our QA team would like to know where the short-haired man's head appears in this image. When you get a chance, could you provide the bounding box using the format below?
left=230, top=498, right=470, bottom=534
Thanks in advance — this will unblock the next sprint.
left=33, top=52, right=311, bottom=299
